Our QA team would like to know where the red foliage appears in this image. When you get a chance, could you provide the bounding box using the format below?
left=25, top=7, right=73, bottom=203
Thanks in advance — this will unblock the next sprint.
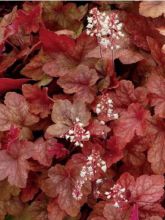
left=0, top=139, right=34, bottom=188
left=0, top=78, right=30, bottom=92
left=57, top=65, right=99, bottom=103
left=0, top=92, right=39, bottom=131
left=114, top=103, right=151, bottom=144
left=40, top=27, right=75, bottom=56
left=41, top=162, right=91, bottom=216
left=146, top=73, right=165, bottom=118
left=0, top=2, right=164, bottom=220
left=22, top=84, right=52, bottom=118
left=12, top=3, right=42, bottom=34
left=147, top=117, right=165, bottom=174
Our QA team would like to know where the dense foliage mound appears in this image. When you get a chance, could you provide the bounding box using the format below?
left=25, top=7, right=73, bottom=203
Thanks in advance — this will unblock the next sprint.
left=0, top=1, right=164, bottom=220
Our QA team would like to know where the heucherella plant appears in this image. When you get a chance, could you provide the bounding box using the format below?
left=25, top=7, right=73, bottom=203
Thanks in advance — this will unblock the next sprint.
left=0, top=1, right=164, bottom=220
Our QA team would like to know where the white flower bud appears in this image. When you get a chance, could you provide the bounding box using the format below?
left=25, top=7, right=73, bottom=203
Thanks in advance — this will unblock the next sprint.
left=101, top=164, right=107, bottom=172
left=113, top=113, right=119, bottom=119
left=114, top=202, right=120, bottom=208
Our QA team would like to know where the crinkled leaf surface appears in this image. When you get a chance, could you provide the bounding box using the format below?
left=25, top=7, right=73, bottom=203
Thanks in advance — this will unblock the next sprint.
left=0, top=140, right=33, bottom=187
left=146, top=73, right=165, bottom=118
left=114, top=103, right=151, bottom=144
left=147, top=118, right=165, bottom=174
left=22, top=84, right=52, bottom=118
left=46, top=99, right=91, bottom=137
left=57, top=65, right=99, bottom=103
left=41, top=162, right=91, bottom=216
left=0, top=92, right=38, bottom=131
left=0, top=2, right=164, bottom=220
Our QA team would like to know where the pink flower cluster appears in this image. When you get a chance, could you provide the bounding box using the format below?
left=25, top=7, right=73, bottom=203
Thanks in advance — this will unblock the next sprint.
left=72, top=150, right=107, bottom=200
left=104, top=183, right=128, bottom=208
left=64, top=117, right=90, bottom=147
left=96, top=94, right=119, bottom=120
left=86, top=7, right=124, bottom=49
